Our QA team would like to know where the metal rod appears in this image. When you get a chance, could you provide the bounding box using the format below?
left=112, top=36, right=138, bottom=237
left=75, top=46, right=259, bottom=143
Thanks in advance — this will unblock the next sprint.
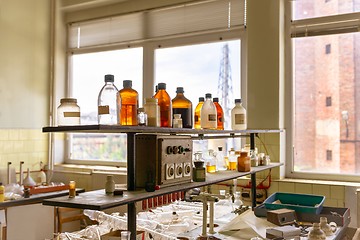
left=127, top=132, right=136, bottom=191
left=250, top=133, right=255, bottom=150
left=128, top=202, right=136, bottom=240
left=127, top=132, right=136, bottom=240
left=191, top=134, right=250, bottom=140
left=251, top=173, right=257, bottom=209
left=7, top=162, right=12, bottom=185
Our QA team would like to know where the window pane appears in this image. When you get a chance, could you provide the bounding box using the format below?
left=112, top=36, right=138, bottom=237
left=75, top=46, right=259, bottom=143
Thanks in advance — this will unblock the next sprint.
left=155, top=40, right=241, bottom=150
left=293, top=0, right=360, bottom=20
left=293, top=33, right=360, bottom=174
left=71, top=48, right=143, bottom=163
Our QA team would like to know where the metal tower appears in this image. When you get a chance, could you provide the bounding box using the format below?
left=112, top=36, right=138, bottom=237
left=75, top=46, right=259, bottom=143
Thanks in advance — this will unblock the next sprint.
left=217, top=43, right=233, bottom=131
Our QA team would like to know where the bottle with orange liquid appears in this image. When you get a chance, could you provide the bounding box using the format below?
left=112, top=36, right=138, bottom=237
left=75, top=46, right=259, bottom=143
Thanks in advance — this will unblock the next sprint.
left=213, top=97, right=224, bottom=130
left=194, top=97, right=204, bottom=129
left=172, top=87, right=193, bottom=128
left=119, top=80, right=138, bottom=126
left=154, top=83, right=172, bottom=127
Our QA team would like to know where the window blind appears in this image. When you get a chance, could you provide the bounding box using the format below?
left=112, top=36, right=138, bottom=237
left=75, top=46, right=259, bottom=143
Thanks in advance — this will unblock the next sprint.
left=291, top=12, right=360, bottom=38
left=68, top=0, right=246, bottom=50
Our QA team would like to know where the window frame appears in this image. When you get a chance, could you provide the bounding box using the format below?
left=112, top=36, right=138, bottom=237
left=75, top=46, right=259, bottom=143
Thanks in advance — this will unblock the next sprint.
left=285, top=2, right=360, bottom=181
left=63, top=28, right=246, bottom=167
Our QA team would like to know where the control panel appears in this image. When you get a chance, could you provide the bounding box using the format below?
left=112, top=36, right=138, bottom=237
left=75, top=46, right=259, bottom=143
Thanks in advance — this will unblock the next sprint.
left=135, top=134, right=192, bottom=188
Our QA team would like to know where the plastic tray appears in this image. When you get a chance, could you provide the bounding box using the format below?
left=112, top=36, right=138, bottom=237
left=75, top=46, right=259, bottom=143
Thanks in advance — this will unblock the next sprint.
left=264, top=192, right=325, bottom=214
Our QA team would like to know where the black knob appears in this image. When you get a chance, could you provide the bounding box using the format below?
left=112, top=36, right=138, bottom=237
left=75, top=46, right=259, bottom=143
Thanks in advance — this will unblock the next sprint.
left=166, top=146, right=173, bottom=154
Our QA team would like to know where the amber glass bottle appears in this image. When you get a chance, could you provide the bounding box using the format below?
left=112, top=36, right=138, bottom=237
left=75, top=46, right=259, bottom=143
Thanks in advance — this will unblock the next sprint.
left=172, top=87, right=193, bottom=128
left=194, top=97, right=204, bottom=129
left=154, top=83, right=172, bottom=127
left=213, top=97, right=224, bottom=130
left=119, top=80, right=138, bottom=126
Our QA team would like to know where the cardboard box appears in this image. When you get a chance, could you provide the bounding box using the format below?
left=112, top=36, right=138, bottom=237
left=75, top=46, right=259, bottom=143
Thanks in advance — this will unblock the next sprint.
left=266, top=225, right=301, bottom=239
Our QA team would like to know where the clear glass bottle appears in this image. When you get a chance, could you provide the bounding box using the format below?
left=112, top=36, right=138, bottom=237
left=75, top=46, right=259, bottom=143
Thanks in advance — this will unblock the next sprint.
left=231, top=99, right=247, bottom=130
left=205, top=149, right=217, bottom=173
left=200, top=93, right=217, bottom=129
left=173, top=114, right=183, bottom=128
left=228, top=148, right=237, bottom=170
left=144, top=98, right=160, bottom=127
left=194, top=97, right=204, bottom=129
left=97, top=74, right=119, bottom=125
left=213, top=97, right=224, bottom=130
left=119, top=80, right=138, bottom=126
left=216, top=146, right=227, bottom=171
left=172, top=87, right=193, bottom=128
left=57, top=98, right=80, bottom=126
left=153, top=83, right=172, bottom=127
left=137, top=108, right=148, bottom=126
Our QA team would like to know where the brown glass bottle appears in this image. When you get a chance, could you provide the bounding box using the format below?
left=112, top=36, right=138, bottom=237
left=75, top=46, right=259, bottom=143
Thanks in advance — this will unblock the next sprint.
left=213, top=97, right=224, bottom=130
left=172, top=87, right=193, bottom=128
left=194, top=97, right=204, bottom=129
left=119, top=80, right=138, bottom=126
left=153, top=83, right=172, bottom=127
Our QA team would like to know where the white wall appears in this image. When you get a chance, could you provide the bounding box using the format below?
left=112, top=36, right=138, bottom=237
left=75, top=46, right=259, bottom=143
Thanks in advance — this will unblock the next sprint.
left=0, top=0, right=50, bottom=128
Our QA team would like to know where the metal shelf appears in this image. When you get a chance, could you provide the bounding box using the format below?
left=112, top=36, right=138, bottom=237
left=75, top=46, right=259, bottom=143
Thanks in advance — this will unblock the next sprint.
left=42, top=124, right=283, bottom=240
left=43, top=163, right=282, bottom=210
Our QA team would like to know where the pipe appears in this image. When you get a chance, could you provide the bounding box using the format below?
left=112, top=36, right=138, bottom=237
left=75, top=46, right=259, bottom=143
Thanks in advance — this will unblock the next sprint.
left=7, top=162, right=11, bottom=184
left=19, top=161, right=24, bottom=185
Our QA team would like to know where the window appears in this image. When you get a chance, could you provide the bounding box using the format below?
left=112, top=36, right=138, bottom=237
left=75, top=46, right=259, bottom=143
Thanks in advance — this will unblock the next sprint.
left=62, top=0, right=246, bottom=165
left=289, top=0, right=360, bottom=178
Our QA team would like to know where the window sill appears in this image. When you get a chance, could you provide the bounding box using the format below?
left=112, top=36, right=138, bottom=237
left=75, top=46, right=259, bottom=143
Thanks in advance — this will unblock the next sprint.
left=53, top=164, right=127, bottom=175
left=274, top=178, right=360, bottom=187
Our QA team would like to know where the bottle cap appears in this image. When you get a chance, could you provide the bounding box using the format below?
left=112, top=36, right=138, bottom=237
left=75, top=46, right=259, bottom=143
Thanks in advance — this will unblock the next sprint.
left=138, top=107, right=144, bottom=112
left=158, top=83, right=166, bottom=90
left=218, top=146, right=223, bottom=151
left=199, top=97, right=205, bottom=102
left=174, top=114, right=181, bottom=119
left=104, top=74, right=114, bottom=82
left=145, top=98, right=158, bottom=104
left=213, top=97, right=219, bottom=102
left=123, top=80, right=132, bottom=88
left=60, top=98, right=77, bottom=104
left=205, top=93, right=212, bottom=98
left=235, top=99, right=242, bottom=103
left=176, top=87, right=184, bottom=93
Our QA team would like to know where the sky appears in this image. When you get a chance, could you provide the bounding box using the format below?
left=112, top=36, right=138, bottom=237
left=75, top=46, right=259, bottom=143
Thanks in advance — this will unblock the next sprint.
left=72, top=40, right=241, bottom=121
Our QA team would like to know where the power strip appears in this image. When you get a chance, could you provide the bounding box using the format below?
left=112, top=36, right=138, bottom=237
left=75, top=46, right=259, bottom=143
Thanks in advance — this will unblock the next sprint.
left=240, top=187, right=267, bottom=205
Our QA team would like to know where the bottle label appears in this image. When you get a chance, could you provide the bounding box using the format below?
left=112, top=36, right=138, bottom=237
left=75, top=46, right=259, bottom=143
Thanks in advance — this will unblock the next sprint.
left=235, top=114, right=245, bottom=124
left=208, top=114, right=216, bottom=121
left=195, top=115, right=199, bottom=122
left=63, top=111, right=80, bottom=118
left=98, top=105, right=110, bottom=115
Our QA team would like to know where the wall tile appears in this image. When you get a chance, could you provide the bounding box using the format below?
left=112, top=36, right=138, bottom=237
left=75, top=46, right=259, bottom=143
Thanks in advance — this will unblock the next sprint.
left=295, top=183, right=312, bottom=194
left=330, top=185, right=344, bottom=200
left=324, top=198, right=338, bottom=207
left=268, top=182, right=279, bottom=196
left=278, top=182, right=295, bottom=193
left=313, top=184, right=331, bottom=198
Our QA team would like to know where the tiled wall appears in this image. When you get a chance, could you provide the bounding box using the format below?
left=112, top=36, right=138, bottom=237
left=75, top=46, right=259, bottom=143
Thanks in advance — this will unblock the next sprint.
left=0, top=129, right=48, bottom=182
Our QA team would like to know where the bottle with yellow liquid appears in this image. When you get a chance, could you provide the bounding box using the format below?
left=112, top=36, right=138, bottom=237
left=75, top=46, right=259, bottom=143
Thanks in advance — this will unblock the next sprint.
left=119, top=80, right=138, bottom=126
left=205, top=149, right=217, bottom=173
left=0, top=182, right=4, bottom=202
left=228, top=148, right=237, bottom=170
left=194, top=97, right=204, bottom=129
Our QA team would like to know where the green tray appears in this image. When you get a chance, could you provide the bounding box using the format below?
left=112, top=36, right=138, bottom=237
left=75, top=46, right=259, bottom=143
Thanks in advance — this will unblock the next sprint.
left=264, top=192, right=325, bottom=214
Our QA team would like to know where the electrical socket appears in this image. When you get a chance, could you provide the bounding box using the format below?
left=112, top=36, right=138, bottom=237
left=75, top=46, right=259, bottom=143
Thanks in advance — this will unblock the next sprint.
left=240, top=187, right=267, bottom=205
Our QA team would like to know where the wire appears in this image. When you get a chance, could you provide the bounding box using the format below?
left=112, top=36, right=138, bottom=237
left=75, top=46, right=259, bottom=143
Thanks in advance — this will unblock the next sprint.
left=256, top=133, right=269, bottom=155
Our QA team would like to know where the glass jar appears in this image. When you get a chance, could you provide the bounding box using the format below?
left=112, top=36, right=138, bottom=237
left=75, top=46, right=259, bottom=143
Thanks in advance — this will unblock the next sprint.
left=238, top=151, right=250, bottom=172
left=57, top=98, right=80, bottom=126
left=105, top=175, right=115, bottom=194
left=69, top=180, right=76, bottom=198
left=144, top=98, right=160, bottom=127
